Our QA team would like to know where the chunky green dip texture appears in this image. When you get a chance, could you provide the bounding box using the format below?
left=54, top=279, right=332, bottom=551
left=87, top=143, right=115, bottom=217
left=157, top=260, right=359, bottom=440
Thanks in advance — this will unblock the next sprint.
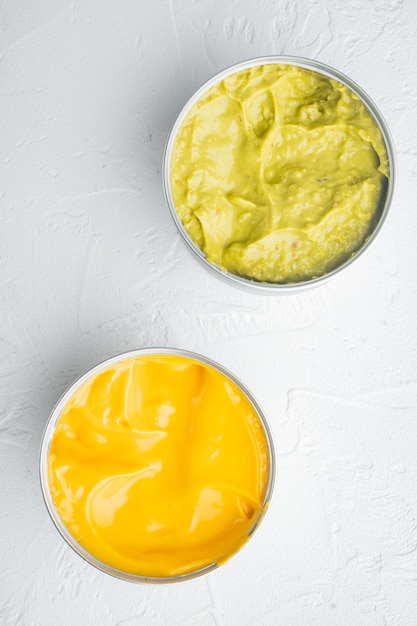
left=170, top=64, right=389, bottom=283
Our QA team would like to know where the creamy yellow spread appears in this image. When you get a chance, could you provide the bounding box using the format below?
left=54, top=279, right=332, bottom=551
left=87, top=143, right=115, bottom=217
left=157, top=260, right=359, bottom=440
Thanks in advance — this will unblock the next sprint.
left=170, top=64, right=389, bottom=283
left=48, top=354, right=271, bottom=578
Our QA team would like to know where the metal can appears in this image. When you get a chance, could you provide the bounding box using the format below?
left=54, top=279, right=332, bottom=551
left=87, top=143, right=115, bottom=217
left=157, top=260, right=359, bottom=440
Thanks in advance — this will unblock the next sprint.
left=163, top=56, right=396, bottom=293
left=40, top=348, right=276, bottom=583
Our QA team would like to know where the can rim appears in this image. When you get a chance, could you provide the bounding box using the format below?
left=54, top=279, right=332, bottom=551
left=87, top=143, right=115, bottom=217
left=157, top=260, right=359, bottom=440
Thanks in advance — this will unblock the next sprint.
left=162, top=55, right=396, bottom=293
left=39, top=347, right=276, bottom=584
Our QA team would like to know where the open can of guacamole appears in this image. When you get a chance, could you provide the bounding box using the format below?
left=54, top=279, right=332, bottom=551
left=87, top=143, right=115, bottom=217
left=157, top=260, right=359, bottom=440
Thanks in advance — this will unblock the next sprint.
left=163, top=56, right=395, bottom=292
left=40, top=348, right=275, bottom=583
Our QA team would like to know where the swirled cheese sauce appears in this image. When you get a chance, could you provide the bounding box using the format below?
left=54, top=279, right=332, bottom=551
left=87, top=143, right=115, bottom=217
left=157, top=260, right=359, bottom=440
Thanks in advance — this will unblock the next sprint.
left=170, top=64, right=389, bottom=283
left=48, top=354, right=271, bottom=578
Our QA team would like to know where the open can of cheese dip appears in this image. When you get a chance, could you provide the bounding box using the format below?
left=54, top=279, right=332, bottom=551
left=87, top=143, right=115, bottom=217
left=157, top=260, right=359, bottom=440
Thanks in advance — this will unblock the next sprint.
left=40, top=348, right=275, bottom=583
left=163, top=56, right=395, bottom=292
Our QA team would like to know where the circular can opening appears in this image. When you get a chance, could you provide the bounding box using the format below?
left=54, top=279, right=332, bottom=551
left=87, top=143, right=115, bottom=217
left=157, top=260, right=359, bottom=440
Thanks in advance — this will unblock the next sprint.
left=40, top=348, right=275, bottom=583
left=163, top=56, right=395, bottom=293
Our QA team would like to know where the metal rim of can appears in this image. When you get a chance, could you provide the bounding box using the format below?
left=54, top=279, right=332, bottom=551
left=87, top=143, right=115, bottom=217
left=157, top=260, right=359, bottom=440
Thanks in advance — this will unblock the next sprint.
left=162, top=55, right=396, bottom=293
left=39, top=347, right=276, bottom=584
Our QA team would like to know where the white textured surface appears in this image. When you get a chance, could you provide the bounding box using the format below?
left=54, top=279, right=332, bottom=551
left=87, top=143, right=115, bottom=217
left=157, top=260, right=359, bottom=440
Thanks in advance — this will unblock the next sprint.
left=1, top=0, right=417, bottom=624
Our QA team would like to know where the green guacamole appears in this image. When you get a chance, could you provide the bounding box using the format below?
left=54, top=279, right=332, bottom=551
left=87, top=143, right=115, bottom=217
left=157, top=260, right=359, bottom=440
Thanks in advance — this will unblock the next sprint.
left=170, top=64, right=389, bottom=283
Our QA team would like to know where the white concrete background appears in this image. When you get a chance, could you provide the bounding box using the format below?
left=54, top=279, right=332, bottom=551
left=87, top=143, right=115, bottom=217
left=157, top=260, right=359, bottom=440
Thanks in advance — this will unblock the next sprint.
left=1, top=0, right=417, bottom=624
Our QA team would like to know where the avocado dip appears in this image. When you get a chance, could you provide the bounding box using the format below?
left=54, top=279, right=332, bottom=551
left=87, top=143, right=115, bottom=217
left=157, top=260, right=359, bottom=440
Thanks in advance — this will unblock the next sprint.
left=169, top=63, right=389, bottom=284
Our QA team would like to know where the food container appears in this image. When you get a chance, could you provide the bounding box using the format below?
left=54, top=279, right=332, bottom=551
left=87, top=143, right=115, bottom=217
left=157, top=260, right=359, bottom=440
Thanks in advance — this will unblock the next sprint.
left=163, top=56, right=396, bottom=293
left=40, top=348, right=275, bottom=583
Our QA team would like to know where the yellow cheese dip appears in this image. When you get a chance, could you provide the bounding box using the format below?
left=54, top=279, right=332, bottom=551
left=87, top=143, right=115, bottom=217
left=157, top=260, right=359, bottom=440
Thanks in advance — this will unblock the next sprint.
left=47, top=354, right=271, bottom=578
left=170, top=64, right=389, bottom=283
